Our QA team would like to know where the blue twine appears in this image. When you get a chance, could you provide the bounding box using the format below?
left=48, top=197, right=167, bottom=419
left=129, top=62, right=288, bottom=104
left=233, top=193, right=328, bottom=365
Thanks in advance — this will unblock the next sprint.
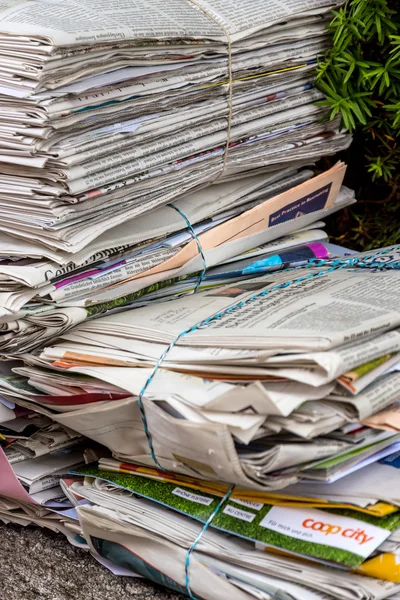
left=168, top=203, right=208, bottom=294
left=307, top=245, right=400, bottom=269
left=185, top=485, right=234, bottom=600
left=136, top=244, right=400, bottom=471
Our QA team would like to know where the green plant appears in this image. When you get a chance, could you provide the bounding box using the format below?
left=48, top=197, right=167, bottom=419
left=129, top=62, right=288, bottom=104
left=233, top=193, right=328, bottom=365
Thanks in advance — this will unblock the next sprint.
left=317, top=0, right=400, bottom=250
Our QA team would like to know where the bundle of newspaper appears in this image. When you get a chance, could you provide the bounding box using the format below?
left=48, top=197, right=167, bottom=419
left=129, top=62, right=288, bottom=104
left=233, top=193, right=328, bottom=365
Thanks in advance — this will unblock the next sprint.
left=0, top=162, right=354, bottom=355
left=0, top=0, right=352, bottom=245
left=2, top=248, right=399, bottom=488
left=65, top=457, right=400, bottom=600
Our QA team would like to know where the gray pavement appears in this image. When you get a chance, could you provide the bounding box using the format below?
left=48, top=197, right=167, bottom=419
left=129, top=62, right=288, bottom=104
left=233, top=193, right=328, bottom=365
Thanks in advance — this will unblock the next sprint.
left=0, top=523, right=183, bottom=600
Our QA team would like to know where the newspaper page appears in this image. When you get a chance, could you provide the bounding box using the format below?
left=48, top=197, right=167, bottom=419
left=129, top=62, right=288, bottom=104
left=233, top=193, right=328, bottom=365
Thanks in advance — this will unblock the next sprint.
left=0, top=0, right=343, bottom=47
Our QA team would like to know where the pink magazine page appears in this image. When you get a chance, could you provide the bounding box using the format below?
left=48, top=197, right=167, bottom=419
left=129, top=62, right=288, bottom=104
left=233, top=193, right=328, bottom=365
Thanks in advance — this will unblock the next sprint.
left=0, top=445, right=35, bottom=504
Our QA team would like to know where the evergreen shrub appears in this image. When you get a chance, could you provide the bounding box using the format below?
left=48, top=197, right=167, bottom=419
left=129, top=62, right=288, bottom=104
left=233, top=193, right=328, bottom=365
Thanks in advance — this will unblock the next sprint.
left=317, top=0, right=400, bottom=249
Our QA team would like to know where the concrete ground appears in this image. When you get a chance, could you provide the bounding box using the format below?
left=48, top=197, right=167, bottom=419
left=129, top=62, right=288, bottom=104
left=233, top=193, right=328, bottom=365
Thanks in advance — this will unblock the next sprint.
left=0, top=523, right=183, bottom=600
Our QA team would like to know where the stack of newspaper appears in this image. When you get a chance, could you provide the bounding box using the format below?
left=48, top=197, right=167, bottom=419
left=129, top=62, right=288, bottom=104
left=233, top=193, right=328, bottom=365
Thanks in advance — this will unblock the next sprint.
left=4, top=1, right=400, bottom=598
left=1, top=247, right=399, bottom=598
left=0, top=0, right=353, bottom=355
